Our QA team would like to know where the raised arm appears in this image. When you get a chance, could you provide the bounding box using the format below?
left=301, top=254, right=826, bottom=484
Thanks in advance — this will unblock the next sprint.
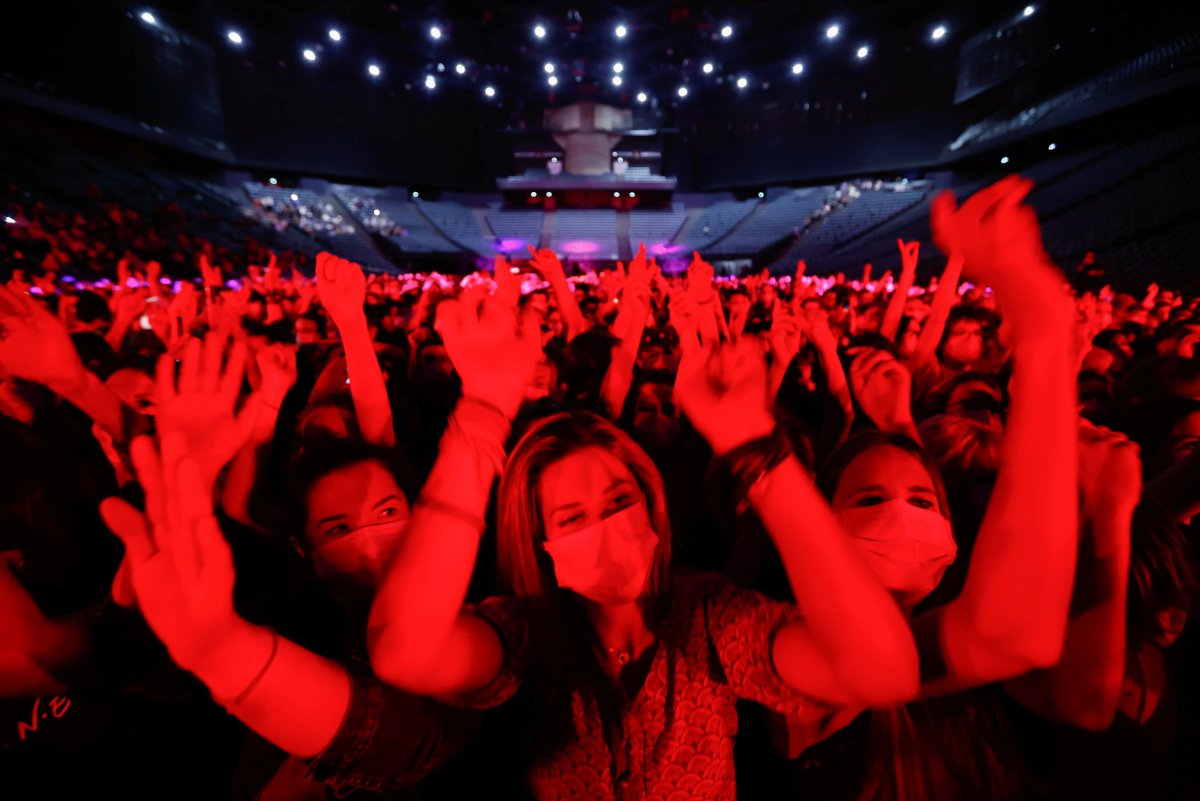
left=676, top=336, right=918, bottom=708
left=220, top=344, right=298, bottom=532
left=879, top=240, right=920, bottom=341
left=368, top=291, right=542, bottom=696
left=316, top=252, right=394, bottom=447
left=909, top=254, right=964, bottom=368
left=100, top=336, right=349, bottom=759
left=1005, top=424, right=1139, bottom=729
left=600, top=244, right=653, bottom=419
left=528, top=246, right=587, bottom=342
left=0, top=285, right=142, bottom=444
left=914, top=177, right=1079, bottom=697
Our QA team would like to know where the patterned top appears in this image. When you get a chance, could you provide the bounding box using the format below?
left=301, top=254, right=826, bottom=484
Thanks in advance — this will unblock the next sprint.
left=452, top=572, right=813, bottom=801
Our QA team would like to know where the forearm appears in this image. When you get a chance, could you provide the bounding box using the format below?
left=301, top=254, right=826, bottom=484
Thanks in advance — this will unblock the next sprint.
left=751, top=456, right=917, bottom=702
left=368, top=398, right=505, bottom=688
left=1005, top=509, right=1131, bottom=730
left=49, top=371, right=145, bottom=444
left=953, top=335, right=1077, bottom=666
left=338, top=319, right=395, bottom=447
left=220, top=407, right=280, bottom=532
left=188, top=618, right=351, bottom=759
left=913, top=261, right=962, bottom=361
left=880, top=274, right=915, bottom=341
left=106, top=315, right=135, bottom=352
left=600, top=347, right=636, bottom=421
left=549, top=277, right=586, bottom=342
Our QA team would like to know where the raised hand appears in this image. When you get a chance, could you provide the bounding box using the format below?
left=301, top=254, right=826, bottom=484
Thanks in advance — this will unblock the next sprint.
left=0, top=284, right=85, bottom=390
left=493, top=254, right=521, bottom=308
left=930, top=176, right=1071, bottom=338
left=154, top=331, right=261, bottom=490
left=199, top=253, right=223, bottom=289
left=668, top=289, right=702, bottom=351
left=527, top=245, right=566, bottom=284
left=848, top=348, right=918, bottom=438
left=434, top=288, right=542, bottom=419
left=898, top=239, right=920, bottom=276
left=686, top=251, right=716, bottom=303
left=100, top=435, right=239, bottom=672
left=315, top=252, right=367, bottom=328
left=675, top=335, right=775, bottom=455
left=255, top=343, right=298, bottom=407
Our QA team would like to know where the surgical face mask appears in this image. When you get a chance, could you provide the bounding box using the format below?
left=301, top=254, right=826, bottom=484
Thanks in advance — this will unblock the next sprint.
left=543, top=503, right=659, bottom=605
left=839, top=499, right=956, bottom=608
left=311, top=520, right=407, bottom=588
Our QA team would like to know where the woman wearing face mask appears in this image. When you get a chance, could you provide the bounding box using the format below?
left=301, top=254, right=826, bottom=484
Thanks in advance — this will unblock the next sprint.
left=103, top=334, right=480, bottom=800
left=739, top=178, right=1132, bottom=801
left=366, top=287, right=920, bottom=800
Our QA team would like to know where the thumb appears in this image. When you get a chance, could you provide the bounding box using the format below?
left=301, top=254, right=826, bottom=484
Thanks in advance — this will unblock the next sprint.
left=100, top=497, right=156, bottom=564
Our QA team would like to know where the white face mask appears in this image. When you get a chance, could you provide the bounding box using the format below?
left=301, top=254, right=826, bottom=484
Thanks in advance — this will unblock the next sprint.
left=311, top=520, right=407, bottom=587
left=839, top=499, right=956, bottom=608
left=543, top=503, right=659, bottom=605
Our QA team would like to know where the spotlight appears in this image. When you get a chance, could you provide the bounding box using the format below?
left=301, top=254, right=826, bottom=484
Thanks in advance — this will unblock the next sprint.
left=612, top=76, right=622, bottom=86
left=629, top=192, right=636, bottom=198
left=546, top=192, right=553, bottom=198
left=531, top=191, right=538, bottom=198
left=826, top=24, right=840, bottom=39
left=484, top=85, right=496, bottom=97
left=613, top=192, right=621, bottom=198
left=425, top=75, right=437, bottom=89
left=367, top=63, right=381, bottom=77
left=613, top=62, right=624, bottom=73
left=757, top=191, right=765, bottom=198
left=548, top=75, right=558, bottom=87
left=677, top=85, right=688, bottom=97
left=139, top=11, right=157, bottom=25
left=268, top=177, right=277, bottom=185
left=328, top=28, right=341, bottom=42
left=1000, top=156, right=1010, bottom=164
left=302, top=48, right=317, bottom=62
left=1048, top=142, right=1057, bottom=151
left=1023, top=5, right=1035, bottom=17
left=931, top=25, right=947, bottom=41
left=720, top=24, right=733, bottom=38
left=412, top=191, right=420, bottom=198
left=544, top=62, right=555, bottom=74
left=429, top=25, right=442, bottom=40
left=791, top=62, right=804, bottom=75
left=290, top=193, right=299, bottom=201
left=455, top=63, right=466, bottom=74
left=533, top=24, right=546, bottom=39
left=636, top=91, right=648, bottom=103
left=615, top=24, right=627, bottom=39
left=736, top=76, right=748, bottom=89
left=4, top=216, right=15, bottom=224
left=226, top=30, right=243, bottom=45
left=702, top=62, right=714, bottom=74
left=856, top=45, right=869, bottom=59
left=373, top=208, right=380, bottom=216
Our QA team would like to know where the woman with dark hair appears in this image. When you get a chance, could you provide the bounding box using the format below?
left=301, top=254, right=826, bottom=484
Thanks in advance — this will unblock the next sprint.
left=366, top=287, right=920, bottom=799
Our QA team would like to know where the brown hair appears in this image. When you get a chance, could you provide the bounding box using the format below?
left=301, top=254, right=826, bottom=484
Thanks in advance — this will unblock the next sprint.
left=497, top=410, right=672, bottom=602
left=495, top=410, right=673, bottom=756
left=817, top=430, right=951, bottom=522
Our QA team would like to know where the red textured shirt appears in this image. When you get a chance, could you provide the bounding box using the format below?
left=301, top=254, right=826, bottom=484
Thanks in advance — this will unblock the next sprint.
left=452, top=572, right=813, bottom=801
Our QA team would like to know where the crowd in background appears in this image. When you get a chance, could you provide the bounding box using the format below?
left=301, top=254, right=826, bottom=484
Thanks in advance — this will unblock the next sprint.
left=0, top=175, right=1197, bottom=801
